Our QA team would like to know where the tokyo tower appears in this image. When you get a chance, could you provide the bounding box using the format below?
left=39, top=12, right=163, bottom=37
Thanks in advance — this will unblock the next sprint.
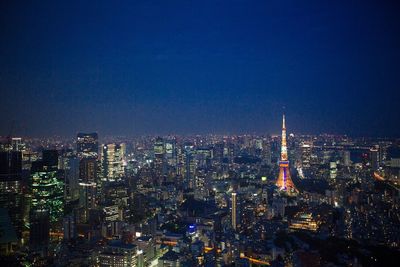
left=275, top=114, right=298, bottom=194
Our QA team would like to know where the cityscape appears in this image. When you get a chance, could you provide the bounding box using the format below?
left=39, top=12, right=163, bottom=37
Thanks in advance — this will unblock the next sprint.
left=1, top=1, right=400, bottom=267
left=1, top=116, right=400, bottom=266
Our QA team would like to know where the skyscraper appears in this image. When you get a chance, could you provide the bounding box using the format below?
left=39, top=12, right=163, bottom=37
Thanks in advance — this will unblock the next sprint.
left=275, top=115, right=298, bottom=194
left=300, top=141, right=312, bottom=169
left=77, top=133, right=99, bottom=159
left=79, top=158, right=98, bottom=211
left=370, top=146, right=380, bottom=170
left=153, top=137, right=165, bottom=160
left=165, top=139, right=176, bottom=165
left=153, top=137, right=166, bottom=184
left=101, top=143, right=126, bottom=181
left=42, top=149, right=59, bottom=170
left=63, top=214, right=76, bottom=241
left=30, top=152, right=64, bottom=223
left=343, top=150, right=351, bottom=166
left=29, top=208, right=50, bottom=250
left=231, top=192, right=237, bottom=231
left=76, top=133, right=99, bottom=222
left=59, top=150, right=80, bottom=203
left=0, top=150, right=24, bottom=238
left=11, top=137, right=24, bottom=152
left=183, top=144, right=195, bottom=189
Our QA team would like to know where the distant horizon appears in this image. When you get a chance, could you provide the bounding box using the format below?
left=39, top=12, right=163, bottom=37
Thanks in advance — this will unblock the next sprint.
left=1, top=131, right=399, bottom=140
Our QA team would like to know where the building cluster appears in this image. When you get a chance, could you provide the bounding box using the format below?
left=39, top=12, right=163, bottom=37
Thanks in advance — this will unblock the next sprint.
left=0, top=116, right=399, bottom=266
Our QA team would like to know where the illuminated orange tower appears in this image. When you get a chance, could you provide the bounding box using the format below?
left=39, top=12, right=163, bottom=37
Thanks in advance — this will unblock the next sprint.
left=275, top=114, right=298, bottom=194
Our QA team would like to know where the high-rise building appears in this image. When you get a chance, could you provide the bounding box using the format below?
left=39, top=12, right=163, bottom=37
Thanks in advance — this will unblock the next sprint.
left=77, top=133, right=98, bottom=159
left=300, top=141, right=312, bottom=169
left=153, top=137, right=167, bottom=184
left=342, top=150, right=351, bottom=166
left=275, top=115, right=298, bottom=194
left=76, top=133, right=99, bottom=222
left=0, top=208, right=18, bottom=255
left=183, top=145, right=195, bottom=189
left=196, top=147, right=212, bottom=169
left=330, top=162, right=337, bottom=179
left=79, top=158, right=98, bottom=210
left=63, top=214, right=76, bottom=241
left=165, top=139, right=176, bottom=165
left=194, top=171, right=209, bottom=201
left=59, top=151, right=80, bottom=203
left=213, top=143, right=224, bottom=163
left=0, top=151, right=22, bottom=181
left=262, top=140, right=272, bottom=166
left=42, top=149, right=59, bottom=170
left=153, top=137, right=165, bottom=160
left=31, top=152, right=64, bottom=223
left=0, top=150, right=24, bottom=238
left=79, top=157, right=97, bottom=186
left=98, top=240, right=139, bottom=267
left=29, top=208, right=50, bottom=250
left=370, top=146, right=380, bottom=170
left=101, top=143, right=126, bottom=181
left=11, top=138, right=25, bottom=152
left=231, top=192, right=237, bottom=231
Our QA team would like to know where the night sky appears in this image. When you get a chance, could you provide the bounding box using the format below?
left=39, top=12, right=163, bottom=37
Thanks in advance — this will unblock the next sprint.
left=1, top=1, right=399, bottom=137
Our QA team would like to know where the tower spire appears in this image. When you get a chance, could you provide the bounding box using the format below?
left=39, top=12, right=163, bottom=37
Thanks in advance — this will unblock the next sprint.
left=280, top=114, right=288, bottom=161
left=275, top=113, right=298, bottom=194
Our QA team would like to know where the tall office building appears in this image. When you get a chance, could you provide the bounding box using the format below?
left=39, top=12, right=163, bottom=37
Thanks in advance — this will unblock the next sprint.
left=0, top=208, right=18, bottom=255
left=63, top=214, right=77, bottom=241
left=300, top=141, right=312, bottom=169
left=79, top=158, right=98, bottom=210
left=330, top=162, right=337, bottom=179
left=77, top=133, right=99, bottom=159
left=342, top=150, right=351, bottom=166
left=262, top=140, right=272, bottom=166
left=11, top=137, right=25, bottom=152
left=165, top=139, right=176, bottom=165
left=275, top=115, right=298, bottom=194
left=231, top=192, right=237, bottom=231
left=42, top=149, right=59, bottom=170
left=101, top=143, right=126, bottom=181
left=59, top=150, right=80, bottom=203
left=213, top=143, right=224, bottom=163
left=0, top=149, right=24, bottom=238
left=153, top=137, right=165, bottom=160
left=31, top=151, right=64, bottom=223
left=77, top=133, right=99, bottom=221
left=370, top=146, right=380, bottom=170
left=153, top=137, right=166, bottom=184
left=183, top=145, right=195, bottom=189
left=29, top=208, right=50, bottom=250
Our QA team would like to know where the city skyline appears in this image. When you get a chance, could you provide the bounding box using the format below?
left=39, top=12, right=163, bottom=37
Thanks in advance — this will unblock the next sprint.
left=1, top=1, right=400, bottom=266
left=1, top=1, right=400, bottom=137
left=1, top=120, right=399, bottom=266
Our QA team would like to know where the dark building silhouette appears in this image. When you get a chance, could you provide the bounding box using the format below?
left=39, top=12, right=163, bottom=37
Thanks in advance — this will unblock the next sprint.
left=29, top=208, right=50, bottom=251
left=42, top=150, right=59, bottom=170
left=0, top=151, right=24, bottom=238
left=0, top=151, right=22, bottom=181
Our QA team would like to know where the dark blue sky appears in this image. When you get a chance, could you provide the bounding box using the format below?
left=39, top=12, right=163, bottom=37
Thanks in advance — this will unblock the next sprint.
left=1, top=0, right=399, bottom=137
